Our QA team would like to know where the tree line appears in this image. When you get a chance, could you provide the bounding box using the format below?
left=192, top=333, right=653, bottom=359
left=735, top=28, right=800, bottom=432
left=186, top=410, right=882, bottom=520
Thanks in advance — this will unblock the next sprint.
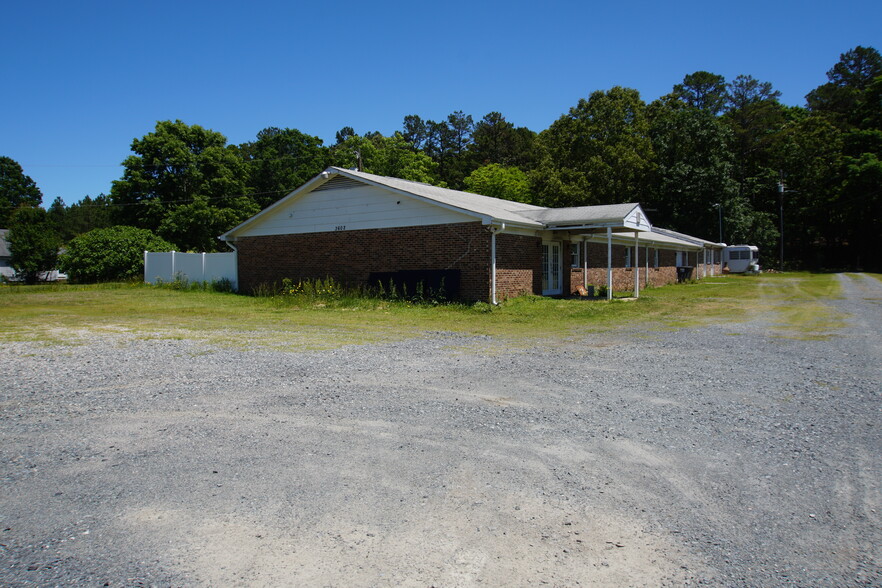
left=3, top=45, right=880, bottom=281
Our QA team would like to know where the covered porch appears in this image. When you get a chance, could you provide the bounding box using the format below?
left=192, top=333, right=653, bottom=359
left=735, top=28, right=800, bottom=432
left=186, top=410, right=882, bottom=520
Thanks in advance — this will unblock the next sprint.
left=521, top=203, right=655, bottom=301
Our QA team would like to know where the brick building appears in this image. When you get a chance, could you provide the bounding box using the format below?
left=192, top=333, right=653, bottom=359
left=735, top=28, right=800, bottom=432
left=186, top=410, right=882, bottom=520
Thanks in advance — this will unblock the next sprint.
left=220, top=167, right=722, bottom=302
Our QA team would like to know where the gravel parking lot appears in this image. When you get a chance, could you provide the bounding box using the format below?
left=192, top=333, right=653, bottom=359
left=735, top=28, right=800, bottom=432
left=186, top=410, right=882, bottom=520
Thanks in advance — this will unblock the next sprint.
left=1, top=274, right=880, bottom=587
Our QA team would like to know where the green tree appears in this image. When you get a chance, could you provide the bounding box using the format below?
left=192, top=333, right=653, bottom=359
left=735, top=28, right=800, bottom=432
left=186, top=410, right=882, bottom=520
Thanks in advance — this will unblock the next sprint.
left=532, top=87, right=655, bottom=207
left=331, top=133, right=442, bottom=184
left=778, top=46, right=882, bottom=270
left=6, top=206, right=61, bottom=284
left=406, top=112, right=480, bottom=189
left=469, top=112, right=537, bottom=169
left=423, top=119, right=456, bottom=185
left=110, top=120, right=256, bottom=251
left=335, top=126, right=356, bottom=145
left=401, top=115, right=428, bottom=150
left=671, top=71, right=728, bottom=114
left=58, top=225, right=176, bottom=283
left=464, top=164, right=532, bottom=203
left=239, top=127, right=329, bottom=209
left=647, top=97, right=741, bottom=241
left=807, top=46, right=882, bottom=129
left=722, top=75, right=787, bottom=238
left=51, top=194, right=115, bottom=241
left=0, top=156, right=43, bottom=227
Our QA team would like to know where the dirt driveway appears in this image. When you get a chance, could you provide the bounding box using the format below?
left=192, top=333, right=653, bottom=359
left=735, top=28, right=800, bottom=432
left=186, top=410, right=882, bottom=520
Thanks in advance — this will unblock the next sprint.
left=1, top=274, right=880, bottom=586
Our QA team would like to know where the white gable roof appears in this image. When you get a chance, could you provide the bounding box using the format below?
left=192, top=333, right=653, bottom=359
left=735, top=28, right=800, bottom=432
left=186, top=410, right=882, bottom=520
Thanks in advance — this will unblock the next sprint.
left=221, top=167, right=662, bottom=242
left=336, top=168, right=546, bottom=227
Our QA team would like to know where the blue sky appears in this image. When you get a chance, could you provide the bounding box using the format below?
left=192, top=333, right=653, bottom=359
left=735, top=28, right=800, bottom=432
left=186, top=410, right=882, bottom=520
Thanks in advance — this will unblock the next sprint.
left=1, top=0, right=879, bottom=206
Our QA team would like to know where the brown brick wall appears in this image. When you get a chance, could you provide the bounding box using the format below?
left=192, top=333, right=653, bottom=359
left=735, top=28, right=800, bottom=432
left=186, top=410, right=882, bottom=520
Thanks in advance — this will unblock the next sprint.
left=236, top=225, right=719, bottom=301
left=570, top=242, right=699, bottom=294
left=495, top=233, right=541, bottom=299
left=236, top=222, right=492, bottom=301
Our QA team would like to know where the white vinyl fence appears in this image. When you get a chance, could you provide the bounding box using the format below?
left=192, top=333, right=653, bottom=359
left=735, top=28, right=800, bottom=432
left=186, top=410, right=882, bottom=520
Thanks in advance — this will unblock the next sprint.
left=144, top=251, right=237, bottom=290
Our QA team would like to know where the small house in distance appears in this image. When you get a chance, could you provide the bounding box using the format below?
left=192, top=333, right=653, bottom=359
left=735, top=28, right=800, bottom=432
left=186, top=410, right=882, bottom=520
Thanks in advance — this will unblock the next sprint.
left=220, top=167, right=722, bottom=302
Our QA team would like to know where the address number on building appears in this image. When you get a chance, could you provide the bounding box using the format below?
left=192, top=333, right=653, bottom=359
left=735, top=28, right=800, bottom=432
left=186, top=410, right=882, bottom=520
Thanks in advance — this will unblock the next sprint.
left=335, top=225, right=346, bottom=231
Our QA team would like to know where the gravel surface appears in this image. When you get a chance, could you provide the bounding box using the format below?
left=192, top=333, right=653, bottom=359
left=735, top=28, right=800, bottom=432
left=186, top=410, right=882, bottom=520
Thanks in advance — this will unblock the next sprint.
left=1, top=274, right=880, bottom=587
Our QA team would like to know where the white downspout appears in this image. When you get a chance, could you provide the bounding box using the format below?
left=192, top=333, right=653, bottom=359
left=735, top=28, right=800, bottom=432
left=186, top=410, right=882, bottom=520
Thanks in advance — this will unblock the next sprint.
left=606, top=227, right=613, bottom=301
left=223, top=239, right=239, bottom=292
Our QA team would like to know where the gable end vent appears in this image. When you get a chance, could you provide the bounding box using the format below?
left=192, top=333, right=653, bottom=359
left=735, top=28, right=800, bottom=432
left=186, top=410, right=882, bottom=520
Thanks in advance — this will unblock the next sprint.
left=313, top=176, right=364, bottom=192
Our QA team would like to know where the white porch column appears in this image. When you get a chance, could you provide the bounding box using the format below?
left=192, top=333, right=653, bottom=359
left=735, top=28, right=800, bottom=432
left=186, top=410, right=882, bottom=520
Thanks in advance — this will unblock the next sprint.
left=634, top=231, right=640, bottom=299
left=491, top=229, right=497, bottom=305
left=606, top=227, right=613, bottom=301
left=583, top=238, right=589, bottom=289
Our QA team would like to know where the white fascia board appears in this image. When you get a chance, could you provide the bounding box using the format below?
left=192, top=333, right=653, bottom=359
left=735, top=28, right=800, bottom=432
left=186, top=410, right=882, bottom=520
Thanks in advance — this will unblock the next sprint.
left=487, top=217, right=544, bottom=230
left=219, top=170, right=339, bottom=242
left=545, top=222, right=652, bottom=232
left=593, top=233, right=701, bottom=249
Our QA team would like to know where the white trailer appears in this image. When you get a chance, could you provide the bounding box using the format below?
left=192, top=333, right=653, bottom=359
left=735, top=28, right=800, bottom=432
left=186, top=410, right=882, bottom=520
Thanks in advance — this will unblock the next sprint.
left=723, top=245, right=760, bottom=274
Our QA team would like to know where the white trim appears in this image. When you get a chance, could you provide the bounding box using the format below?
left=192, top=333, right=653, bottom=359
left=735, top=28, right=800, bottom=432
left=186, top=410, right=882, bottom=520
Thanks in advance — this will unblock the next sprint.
left=634, top=231, right=640, bottom=299
left=541, top=241, right=563, bottom=296
left=606, top=227, right=613, bottom=300
left=491, top=230, right=497, bottom=305
left=583, top=237, right=589, bottom=289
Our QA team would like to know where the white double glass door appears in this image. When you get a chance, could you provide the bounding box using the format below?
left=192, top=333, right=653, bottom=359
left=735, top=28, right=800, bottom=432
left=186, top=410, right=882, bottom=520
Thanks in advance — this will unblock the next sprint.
left=542, top=241, right=562, bottom=295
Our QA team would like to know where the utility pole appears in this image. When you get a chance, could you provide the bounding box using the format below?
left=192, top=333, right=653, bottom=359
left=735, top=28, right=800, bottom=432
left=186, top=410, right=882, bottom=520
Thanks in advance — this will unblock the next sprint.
left=713, top=203, right=723, bottom=243
left=778, top=175, right=785, bottom=272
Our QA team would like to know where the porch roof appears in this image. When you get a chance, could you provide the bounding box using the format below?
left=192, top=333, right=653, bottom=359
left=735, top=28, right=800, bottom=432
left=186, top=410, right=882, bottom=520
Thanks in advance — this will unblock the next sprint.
left=650, top=227, right=724, bottom=248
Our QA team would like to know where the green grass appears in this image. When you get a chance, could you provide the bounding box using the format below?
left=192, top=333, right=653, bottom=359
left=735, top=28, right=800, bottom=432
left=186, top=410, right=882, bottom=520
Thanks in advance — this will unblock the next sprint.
left=753, top=272, right=847, bottom=339
left=0, top=273, right=849, bottom=349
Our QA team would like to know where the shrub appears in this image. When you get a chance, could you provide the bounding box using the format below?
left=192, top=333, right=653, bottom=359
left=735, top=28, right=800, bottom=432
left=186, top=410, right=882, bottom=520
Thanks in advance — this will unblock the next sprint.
left=59, top=226, right=176, bottom=283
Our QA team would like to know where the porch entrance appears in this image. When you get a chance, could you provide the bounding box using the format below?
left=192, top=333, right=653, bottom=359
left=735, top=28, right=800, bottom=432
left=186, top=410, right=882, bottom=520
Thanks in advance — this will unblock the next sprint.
left=542, top=241, right=563, bottom=295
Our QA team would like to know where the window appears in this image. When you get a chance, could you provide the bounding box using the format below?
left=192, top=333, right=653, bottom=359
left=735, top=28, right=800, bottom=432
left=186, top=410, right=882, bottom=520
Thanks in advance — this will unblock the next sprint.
left=570, top=242, right=580, bottom=268
left=653, top=248, right=659, bottom=268
left=625, top=247, right=632, bottom=268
